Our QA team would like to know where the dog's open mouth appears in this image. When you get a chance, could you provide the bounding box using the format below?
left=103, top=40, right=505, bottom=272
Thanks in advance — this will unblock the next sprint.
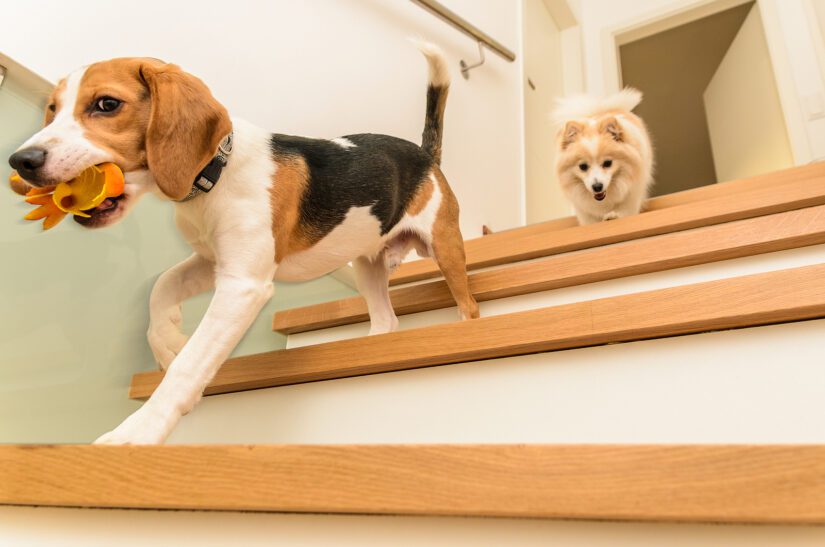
left=593, top=191, right=606, bottom=201
left=73, top=194, right=127, bottom=227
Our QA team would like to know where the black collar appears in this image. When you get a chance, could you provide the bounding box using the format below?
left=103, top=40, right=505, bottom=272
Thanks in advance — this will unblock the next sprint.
left=179, top=131, right=233, bottom=202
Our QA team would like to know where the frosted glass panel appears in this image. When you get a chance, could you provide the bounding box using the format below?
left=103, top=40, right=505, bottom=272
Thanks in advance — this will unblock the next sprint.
left=0, top=60, right=356, bottom=443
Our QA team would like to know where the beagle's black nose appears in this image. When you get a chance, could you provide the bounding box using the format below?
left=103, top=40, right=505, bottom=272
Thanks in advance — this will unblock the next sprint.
left=9, top=147, right=47, bottom=181
left=592, top=182, right=604, bottom=192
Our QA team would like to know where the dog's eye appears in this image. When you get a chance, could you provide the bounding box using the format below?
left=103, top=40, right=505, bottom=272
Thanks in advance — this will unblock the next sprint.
left=602, top=160, right=613, bottom=169
left=578, top=163, right=589, bottom=172
left=47, top=104, right=56, bottom=113
left=94, top=97, right=122, bottom=113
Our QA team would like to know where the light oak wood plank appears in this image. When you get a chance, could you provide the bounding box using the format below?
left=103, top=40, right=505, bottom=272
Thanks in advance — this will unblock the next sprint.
left=274, top=205, right=825, bottom=333
left=133, top=263, right=825, bottom=399
left=390, top=163, right=825, bottom=285
left=1, top=444, right=824, bottom=523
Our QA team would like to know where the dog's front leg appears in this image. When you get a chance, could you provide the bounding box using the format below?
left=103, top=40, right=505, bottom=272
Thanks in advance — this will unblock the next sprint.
left=148, top=253, right=216, bottom=370
left=95, top=270, right=275, bottom=445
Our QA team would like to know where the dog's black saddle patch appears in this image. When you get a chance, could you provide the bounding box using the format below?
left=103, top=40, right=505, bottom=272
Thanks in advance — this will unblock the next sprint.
left=270, top=133, right=434, bottom=239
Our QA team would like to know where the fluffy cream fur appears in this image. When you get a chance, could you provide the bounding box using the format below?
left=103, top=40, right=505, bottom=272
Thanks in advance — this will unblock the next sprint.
left=553, top=88, right=654, bottom=225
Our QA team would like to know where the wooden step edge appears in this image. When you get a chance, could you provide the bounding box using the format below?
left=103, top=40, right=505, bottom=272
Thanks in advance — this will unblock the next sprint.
left=274, top=204, right=825, bottom=334
left=2, top=444, right=823, bottom=523
left=132, top=262, right=825, bottom=400
left=484, top=161, right=825, bottom=241
left=389, top=163, right=825, bottom=285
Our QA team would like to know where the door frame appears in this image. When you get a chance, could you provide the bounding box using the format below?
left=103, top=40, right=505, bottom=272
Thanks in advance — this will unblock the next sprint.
left=600, top=0, right=814, bottom=165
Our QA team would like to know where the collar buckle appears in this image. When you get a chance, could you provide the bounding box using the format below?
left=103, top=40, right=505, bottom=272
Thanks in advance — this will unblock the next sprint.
left=178, top=131, right=233, bottom=203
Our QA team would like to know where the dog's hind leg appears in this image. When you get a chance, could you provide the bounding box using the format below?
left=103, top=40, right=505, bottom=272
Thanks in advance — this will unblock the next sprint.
left=147, top=253, right=215, bottom=370
left=430, top=173, right=479, bottom=321
left=354, top=253, right=399, bottom=335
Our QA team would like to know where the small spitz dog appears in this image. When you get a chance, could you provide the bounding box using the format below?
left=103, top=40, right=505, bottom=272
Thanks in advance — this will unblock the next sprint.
left=554, top=88, right=654, bottom=225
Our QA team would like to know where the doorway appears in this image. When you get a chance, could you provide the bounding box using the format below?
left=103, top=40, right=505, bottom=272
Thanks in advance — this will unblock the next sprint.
left=616, top=1, right=794, bottom=196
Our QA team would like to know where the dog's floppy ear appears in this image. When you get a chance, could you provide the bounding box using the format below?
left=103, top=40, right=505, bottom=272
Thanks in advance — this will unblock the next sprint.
left=599, top=116, right=624, bottom=142
left=139, top=62, right=232, bottom=201
left=560, top=121, right=584, bottom=149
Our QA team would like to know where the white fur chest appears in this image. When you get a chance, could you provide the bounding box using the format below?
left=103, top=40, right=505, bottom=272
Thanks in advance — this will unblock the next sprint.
left=173, top=119, right=277, bottom=269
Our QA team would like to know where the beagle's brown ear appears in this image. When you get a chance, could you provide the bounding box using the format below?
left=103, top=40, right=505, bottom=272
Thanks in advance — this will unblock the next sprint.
left=599, top=116, right=624, bottom=142
left=140, top=62, right=231, bottom=200
left=560, top=121, right=584, bottom=149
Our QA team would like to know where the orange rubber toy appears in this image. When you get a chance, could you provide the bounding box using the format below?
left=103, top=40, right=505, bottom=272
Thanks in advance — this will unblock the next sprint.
left=10, top=163, right=125, bottom=230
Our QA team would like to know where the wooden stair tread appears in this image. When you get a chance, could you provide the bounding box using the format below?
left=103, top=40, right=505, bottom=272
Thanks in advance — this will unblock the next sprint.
left=132, top=263, right=825, bottom=399
left=2, top=444, right=823, bottom=523
left=389, top=163, right=825, bottom=285
left=274, top=204, right=825, bottom=334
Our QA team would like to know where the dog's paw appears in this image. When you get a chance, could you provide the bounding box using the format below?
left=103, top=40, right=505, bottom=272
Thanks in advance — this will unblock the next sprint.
left=94, top=428, right=164, bottom=445
left=94, top=407, right=170, bottom=445
left=93, top=429, right=135, bottom=445
left=602, top=211, right=619, bottom=221
left=368, top=316, right=399, bottom=336
left=147, top=323, right=189, bottom=370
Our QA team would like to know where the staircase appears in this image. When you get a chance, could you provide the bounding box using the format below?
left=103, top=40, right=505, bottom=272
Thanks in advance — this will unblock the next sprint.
left=4, top=164, right=825, bottom=542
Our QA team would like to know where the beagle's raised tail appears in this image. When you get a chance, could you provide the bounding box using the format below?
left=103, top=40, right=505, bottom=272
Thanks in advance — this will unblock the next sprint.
left=412, top=39, right=450, bottom=165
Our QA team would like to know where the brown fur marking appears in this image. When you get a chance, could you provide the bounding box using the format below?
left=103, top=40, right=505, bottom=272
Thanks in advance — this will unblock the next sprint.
left=73, top=60, right=158, bottom=173
left=68, top=58, right=231, bottom=200
left=270, top=156, right=320, bottom=263
left=430, top=167, right=479, bottom=320
left=405, top=175, right=434, bottom=217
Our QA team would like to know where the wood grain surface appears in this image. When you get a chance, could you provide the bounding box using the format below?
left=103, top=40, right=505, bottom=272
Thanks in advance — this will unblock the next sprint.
left=132, top=263, right=825, bottom=399
left=274, top=205, right=825, bottom=333
left=389, top=163, right=825, bottom=285
left=2, top=444, right=824, bottom=523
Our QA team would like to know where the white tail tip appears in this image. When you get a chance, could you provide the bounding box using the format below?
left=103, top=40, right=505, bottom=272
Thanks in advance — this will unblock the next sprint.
left=409, top=37, right=450, bottom=87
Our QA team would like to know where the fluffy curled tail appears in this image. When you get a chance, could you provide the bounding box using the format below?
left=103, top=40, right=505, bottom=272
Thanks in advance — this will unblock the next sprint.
left=552, top=87, right=643, bottom=123
left=412, top=39, right=450, bottom=165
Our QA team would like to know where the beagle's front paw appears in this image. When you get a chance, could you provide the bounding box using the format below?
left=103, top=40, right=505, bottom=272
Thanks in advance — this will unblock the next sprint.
left=368, top=316, right=399, bottom=336
left=147, top=322, right=189, bottom=370
left=602, top=211, right=619, bottom=221
left=94, top=406, right=171, bottom=445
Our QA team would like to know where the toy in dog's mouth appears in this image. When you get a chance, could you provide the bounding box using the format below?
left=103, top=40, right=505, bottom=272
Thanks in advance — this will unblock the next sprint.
left=594, top=191, right=607, bottom=201
left=13, top=163, right=125, bottom=230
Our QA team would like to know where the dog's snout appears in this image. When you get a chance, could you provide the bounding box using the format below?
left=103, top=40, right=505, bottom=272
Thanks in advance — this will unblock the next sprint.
left=9, top=148, right=47, bottom=180
left=592, top=182, right=604, bottom=193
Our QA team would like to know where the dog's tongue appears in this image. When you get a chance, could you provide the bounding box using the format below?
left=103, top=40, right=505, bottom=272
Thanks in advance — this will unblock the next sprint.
left=91, top=198, right=116, bottom=212
left=594, top=192, right=606, bottom=201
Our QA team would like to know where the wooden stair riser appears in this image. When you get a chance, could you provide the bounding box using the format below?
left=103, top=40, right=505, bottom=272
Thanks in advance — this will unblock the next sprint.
left=2, top=444, right=824, bottom=523
left=275, top=205, right=825, bottom=334
left=132, top=263, right=825, bottom=399
left=390, top=163, right=825, bottom=285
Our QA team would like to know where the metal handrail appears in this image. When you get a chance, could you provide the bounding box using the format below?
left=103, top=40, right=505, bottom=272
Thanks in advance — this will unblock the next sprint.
left=410, top=0, right=516, bottom=71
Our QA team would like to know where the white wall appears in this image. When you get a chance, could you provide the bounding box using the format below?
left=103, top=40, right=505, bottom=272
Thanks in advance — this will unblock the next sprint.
left=170, top=244, right=825, bottom=445
left=704, top=6, right=794, bottom=181
left=0, top=0, right=524, bottom=237
left=523, top=0, right=570, bottom=223
left=575, top=0, right=825, bottom=165
left=3, top=506, right=825, bottom=546
left=815, top=0, right=825, bottom=38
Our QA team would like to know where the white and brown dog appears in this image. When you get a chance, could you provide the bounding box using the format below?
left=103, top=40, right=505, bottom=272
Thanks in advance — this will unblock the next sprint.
left=8, top=42, right=479, bottom=444
left=554, top=88, right=654, bottom=225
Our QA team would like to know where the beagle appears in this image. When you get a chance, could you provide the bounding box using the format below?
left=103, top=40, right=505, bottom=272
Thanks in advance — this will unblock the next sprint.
left=8, top=41, right=479, bottom=444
